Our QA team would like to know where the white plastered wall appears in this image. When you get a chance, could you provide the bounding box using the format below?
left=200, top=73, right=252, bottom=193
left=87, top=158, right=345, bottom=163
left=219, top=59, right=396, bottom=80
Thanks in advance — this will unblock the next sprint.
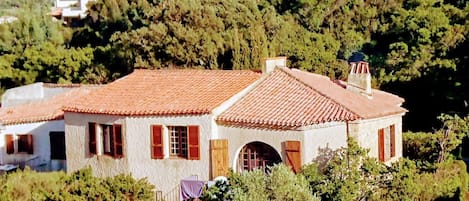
left=0, top=120, right=64, bottom=169
left=124, top=115, right=212, bottom=195
left=217, top=121, right=348, bottom=170
left=65, top=112, right=129, bottom=176
left=65, top=112, right=213, bottom=196
left=348, top=114, right=404, bottom=164
left=302, top=122, right=348, bottom=164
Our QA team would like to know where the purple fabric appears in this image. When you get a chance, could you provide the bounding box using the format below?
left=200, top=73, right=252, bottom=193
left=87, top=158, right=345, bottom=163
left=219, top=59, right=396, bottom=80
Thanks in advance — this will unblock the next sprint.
left=180, top=178, right=205, bottom=201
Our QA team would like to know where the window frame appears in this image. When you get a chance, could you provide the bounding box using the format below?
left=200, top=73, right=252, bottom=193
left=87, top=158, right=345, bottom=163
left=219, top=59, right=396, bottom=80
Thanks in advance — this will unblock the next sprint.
left=5, top=134, right=33, bottom=154
left=150, top=125, right=200, bottom=160
left=168, top=126, right=188, bottom=158
left=101, top=124, right=113, bottom=156
left=88, top=122, right=123, bottom=159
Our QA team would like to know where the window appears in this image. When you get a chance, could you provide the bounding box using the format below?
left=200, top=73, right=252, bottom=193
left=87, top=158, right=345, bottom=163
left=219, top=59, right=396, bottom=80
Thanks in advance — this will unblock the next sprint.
left=378, top=124, right=396, bottom=162
left=5, top=134, right=33, bottom=154
left=150, top=125, right=200, bottom=160
left=101, top=124, right=112, bottom=155
left=169, top=126, right=188, bottom=157
left=237, top=142, right=282, bottom=172
left=88, top=122, right=123, bottom=158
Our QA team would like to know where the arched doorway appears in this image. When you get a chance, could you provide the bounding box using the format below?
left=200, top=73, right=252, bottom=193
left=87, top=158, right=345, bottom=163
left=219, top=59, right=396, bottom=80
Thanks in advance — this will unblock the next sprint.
left=237, top=141, right=281, bottom=172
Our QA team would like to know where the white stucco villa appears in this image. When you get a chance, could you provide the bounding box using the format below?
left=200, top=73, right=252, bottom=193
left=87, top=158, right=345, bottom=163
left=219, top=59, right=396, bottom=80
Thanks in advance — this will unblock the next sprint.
left=0, top=83, right=96, bottom=171
left=63, top=58, right=406, bottom=200
left=51, top=0, right=91, bottom=25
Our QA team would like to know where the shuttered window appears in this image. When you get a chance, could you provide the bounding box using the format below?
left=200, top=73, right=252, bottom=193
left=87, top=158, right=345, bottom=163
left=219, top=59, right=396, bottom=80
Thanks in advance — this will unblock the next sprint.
left=5, top=134, right=33, bottom=154
left=5, top=134, right=14, bottom=154
left=17, top=134, right=33, bottom=154
left=378, top=124, right=397, bottom=162
left=89, top=122, right=124, bottom=159
left=151, top=125, right=200, bottom=160
left=89, top=122, right=97, bottom=155
left=151, top=125, right=164, bottom=159
left=284, top=141, right=301, bottom=173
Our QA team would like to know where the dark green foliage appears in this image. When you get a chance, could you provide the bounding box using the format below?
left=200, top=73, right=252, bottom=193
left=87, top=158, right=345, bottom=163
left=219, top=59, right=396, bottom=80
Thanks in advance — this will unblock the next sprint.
left=0, top=168, right=155, bottom=201
left=1, top=0, right=469, bottom=132
left=403, top=114, right=469, bottom=164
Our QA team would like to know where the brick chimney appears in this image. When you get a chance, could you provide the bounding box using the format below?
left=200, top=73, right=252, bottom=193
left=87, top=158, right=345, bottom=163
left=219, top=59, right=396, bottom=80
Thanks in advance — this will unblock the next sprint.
left=262, top=57, right=287, bottom=74
left=347, top=61, right=372, bottom=99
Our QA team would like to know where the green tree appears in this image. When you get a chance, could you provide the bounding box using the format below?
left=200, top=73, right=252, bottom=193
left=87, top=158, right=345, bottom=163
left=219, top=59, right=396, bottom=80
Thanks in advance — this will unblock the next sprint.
left=0, top=0, right=97, bottom=93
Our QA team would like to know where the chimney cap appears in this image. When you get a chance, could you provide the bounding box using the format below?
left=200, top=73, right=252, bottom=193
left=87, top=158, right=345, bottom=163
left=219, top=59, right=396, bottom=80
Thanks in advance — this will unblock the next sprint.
left=348, top=52, right=367, bottom=63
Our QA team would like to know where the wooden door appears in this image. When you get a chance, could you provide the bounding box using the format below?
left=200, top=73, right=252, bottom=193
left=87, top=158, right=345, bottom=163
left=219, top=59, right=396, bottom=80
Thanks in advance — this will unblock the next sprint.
left=210, top=139, right=228, bottom=179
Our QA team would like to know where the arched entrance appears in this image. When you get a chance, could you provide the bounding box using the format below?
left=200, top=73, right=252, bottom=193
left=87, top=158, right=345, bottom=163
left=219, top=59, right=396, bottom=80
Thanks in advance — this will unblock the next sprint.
left=237, top=141, right=281, bottom=172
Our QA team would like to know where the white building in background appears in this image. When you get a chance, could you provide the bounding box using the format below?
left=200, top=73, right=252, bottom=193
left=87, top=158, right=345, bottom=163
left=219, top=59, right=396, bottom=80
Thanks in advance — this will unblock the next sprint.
left=0, top=83, right=97, bottom=171
left=51, top=0, right=91, bottom=25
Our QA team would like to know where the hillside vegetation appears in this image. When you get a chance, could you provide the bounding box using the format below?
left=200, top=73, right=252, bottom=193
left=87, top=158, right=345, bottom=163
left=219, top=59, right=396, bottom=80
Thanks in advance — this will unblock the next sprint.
left=1, top=0, right=468, bottom=131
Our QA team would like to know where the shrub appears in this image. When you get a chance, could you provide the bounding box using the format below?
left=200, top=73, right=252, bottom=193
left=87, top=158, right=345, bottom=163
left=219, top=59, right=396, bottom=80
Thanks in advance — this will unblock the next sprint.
left=0, top=167, right=155, bottom=201
left=202, top=164, right=319, bottom=201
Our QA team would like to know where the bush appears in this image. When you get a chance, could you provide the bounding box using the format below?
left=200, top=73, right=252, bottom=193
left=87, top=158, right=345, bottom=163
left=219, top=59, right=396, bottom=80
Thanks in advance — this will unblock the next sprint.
left=0, top=168, right=155, bottom=201
left=302, top=139, right=469, bottom=201
left=0, top=167, right=65, bottom=201
left=202, top=164, right=319, bottom=201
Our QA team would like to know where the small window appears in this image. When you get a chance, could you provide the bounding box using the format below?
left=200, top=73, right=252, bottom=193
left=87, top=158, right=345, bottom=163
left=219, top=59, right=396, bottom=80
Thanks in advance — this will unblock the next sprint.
left=88, top=122, right=123, bottom=158
left=17, top=134, right=33, bottom=154
left=169, top=126, right=187, bottom=157
left=378, top=124, right=396, bottom=162
left=101, top=124, right=113, bottom=155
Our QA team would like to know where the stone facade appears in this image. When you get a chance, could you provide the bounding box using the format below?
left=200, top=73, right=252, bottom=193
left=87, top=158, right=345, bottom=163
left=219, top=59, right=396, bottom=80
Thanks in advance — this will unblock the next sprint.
left=348, top=114, right=403, bottom=164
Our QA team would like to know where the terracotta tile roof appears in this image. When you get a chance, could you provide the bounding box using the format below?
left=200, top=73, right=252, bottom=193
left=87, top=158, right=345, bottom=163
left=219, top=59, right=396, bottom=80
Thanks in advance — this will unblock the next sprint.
left=333, top=80, right=405, bottom=107
left=217, top=67, right=406, bottom=130
left=63, top=69, right=261, bottom=116
left=0, top=87, right=97, bottom=125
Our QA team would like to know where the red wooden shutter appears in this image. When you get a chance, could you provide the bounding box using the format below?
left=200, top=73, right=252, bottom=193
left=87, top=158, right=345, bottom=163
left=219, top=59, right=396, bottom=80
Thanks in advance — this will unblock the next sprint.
left=210, top=139, right=228, bottom=179
left=88, top=122, right=97, bottom=155
left=151, top=125, right=164, bottom=159
left=5, top=134, right=14, bottom=154
left=188, top=126, right=200, bottom=160
left=378, top=128, right=385, bottom=162
left=26, top=134, right=34, bottom=154
left=390, top=125, right=396, bottom=157
left=113, top=124, right=123, bottom=158
left=284, top=141, right=301, bottom=173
